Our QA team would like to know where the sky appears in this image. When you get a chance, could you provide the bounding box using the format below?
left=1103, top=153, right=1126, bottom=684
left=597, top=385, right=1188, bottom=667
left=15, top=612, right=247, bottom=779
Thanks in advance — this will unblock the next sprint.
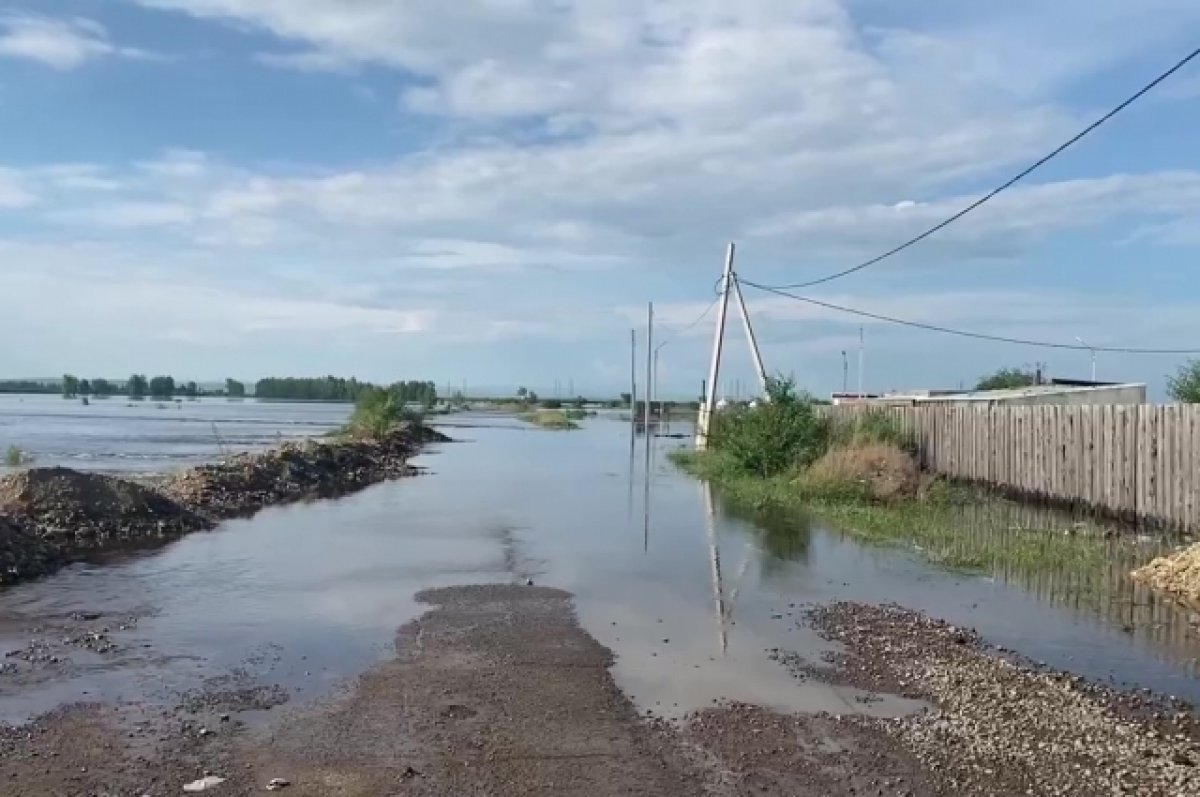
left=1, top=1, right=1198, bottom=398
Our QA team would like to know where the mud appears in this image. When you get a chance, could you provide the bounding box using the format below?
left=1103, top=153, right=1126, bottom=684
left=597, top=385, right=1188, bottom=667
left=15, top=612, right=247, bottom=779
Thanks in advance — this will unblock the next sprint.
left=0, top=424, right=447, bottom=587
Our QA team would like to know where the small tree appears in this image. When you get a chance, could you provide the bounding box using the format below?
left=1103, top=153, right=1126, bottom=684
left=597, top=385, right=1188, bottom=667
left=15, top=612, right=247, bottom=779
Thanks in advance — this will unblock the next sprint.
left=148, top=376, right=176, bottom=399
left=61, top=374, right=80, bottom=398
left=517, top=387, right=528, bottom=399
left=1168, top=360, right=1200, bottom=403
left=91, top=378, right=112, bottom=397
left=128, top=374, right=148, bottom=400
left=225, top=378, right=246, bottom=398
left=975, top=367, right=1037, bottom=391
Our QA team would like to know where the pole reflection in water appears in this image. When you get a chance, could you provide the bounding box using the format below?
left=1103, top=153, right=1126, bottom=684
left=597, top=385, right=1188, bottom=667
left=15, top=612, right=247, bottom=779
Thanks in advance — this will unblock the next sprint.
left=702, top=479, right=729, bottom=654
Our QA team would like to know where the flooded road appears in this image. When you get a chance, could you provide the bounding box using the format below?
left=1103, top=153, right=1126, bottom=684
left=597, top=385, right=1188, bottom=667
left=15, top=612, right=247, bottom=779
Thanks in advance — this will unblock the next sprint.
left=1, top=413, right=1197, bottom=729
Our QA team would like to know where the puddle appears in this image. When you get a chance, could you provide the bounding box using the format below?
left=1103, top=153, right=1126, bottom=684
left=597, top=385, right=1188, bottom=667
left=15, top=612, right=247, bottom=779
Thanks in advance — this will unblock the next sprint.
left=0, top=413, right=1197, bottom=727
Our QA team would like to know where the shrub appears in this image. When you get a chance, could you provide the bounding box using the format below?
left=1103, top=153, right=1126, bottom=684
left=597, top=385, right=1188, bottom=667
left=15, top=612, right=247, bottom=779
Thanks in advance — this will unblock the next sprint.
left=541, top=398, right=563, bottom=409
left=345, top=388, right=419, bottom=439
left=4, top=445, right=27, bottom=468
left=710, top=377, right=831, bottom=477
left=798, top=443, right=920, bottom=502
left=1168, top=360, right=1200, bottom=403
left=831, top=409, right=916, bottom=454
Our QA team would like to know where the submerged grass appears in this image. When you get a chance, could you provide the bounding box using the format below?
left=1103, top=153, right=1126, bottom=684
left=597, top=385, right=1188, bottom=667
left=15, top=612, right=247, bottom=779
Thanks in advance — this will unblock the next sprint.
left=671, top=448, right=1128, bottom=580
left=520, top=409, right=580, bottom=430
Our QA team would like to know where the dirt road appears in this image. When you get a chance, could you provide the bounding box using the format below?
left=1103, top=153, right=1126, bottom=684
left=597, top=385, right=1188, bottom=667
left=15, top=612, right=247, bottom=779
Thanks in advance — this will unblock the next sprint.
left=2, top=585, right=1198, bottom=796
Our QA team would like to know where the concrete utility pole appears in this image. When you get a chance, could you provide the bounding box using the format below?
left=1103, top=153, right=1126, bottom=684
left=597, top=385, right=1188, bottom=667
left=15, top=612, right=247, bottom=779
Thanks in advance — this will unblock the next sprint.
left=644, top=303, right=654, bottom=432
left=630, top=329, right=637, bottom=420
left=857, top=326, right=865, bottom=398
left=731, top=275, right=769, bottom=398
left=1076, top=337, right=1097, bottom=382
left=697, top=243, right=736, bottom=449
left=842, top=350, right=849, bottom=394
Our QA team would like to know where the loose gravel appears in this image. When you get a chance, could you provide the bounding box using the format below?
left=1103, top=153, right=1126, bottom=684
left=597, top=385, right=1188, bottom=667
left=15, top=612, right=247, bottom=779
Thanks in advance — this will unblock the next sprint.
left=798, top=602, right=1200, bottom=797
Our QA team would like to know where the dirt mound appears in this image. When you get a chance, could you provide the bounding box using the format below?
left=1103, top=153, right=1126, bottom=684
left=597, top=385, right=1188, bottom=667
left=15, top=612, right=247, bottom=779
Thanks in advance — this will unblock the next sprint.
left=0, top=467, right=208, bottom=547
left=163, top=425, right=443, bottom=519
left=1131, top=543, right=1200, bottom=605
left=801, top=443, right=920, bottom=502
left=0, top=514, right=62, bottom=586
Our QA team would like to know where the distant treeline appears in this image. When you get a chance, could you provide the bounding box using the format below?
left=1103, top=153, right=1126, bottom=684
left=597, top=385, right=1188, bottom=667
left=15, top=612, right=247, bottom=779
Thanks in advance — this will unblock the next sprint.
left=254, top=377, right=438, bottom=405
left=1, top=375, right=248, bottom=400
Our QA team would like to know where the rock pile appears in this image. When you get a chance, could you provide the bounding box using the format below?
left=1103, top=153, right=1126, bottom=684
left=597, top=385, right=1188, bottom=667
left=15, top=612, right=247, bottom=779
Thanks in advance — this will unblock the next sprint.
left=0, top=467, right=208, bottom=547
left=1131, top=542, right=1200, bottom=605
left=163, top=423, right=448, bottom=519
left=0, top=425, right=447, bottom=587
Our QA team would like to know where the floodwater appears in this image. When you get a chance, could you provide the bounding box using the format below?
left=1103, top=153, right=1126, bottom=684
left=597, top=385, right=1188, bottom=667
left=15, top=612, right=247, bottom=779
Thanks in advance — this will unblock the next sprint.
left=0, top=394, right=349, bottom=473
left=0, top=412, right=1197, bottom=727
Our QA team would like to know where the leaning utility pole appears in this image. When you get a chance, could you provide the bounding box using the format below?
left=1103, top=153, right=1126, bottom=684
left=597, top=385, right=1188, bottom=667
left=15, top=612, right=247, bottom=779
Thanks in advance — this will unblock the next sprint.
left=731, top=275, right=769, bottom=397
left=697, top=243, right=736, bottom=449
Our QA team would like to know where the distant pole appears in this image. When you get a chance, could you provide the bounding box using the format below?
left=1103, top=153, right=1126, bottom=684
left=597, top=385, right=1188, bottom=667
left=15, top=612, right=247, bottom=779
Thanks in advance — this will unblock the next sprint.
left=645, top=303, right=654, bottom=431
left=731, top=275, right=769, bottom=397
left=1076, top=337, right=1097, bottom=382
left=857, top=326, right=865, bottom=398
left=630, top=329, right=637, bottom=419
left=698, top=243, right=736, bottom=449
left=842, top=350, right=849, bottom=394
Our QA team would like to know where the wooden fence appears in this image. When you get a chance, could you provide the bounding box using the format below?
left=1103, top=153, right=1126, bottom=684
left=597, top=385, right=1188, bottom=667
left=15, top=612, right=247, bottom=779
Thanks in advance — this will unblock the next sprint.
left=829, top=404, right=1200, bottom=531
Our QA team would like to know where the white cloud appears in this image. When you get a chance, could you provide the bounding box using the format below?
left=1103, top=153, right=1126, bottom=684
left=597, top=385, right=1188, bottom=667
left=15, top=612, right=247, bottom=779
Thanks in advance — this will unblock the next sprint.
left=0, top=13, right=152, bottom=69
left=0, top=168, right=36, bottom=208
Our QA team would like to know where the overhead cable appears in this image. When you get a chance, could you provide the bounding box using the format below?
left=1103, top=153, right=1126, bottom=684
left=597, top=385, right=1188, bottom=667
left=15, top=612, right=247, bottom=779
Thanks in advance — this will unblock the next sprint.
left=739, top=278, right=1200, bottom=354
left=758, top=46, right=1200, bottom=291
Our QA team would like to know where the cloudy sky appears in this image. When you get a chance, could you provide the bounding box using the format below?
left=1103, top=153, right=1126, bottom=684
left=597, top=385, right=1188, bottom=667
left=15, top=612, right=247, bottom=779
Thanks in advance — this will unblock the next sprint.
left=1, top=1, right=1198, bottom=397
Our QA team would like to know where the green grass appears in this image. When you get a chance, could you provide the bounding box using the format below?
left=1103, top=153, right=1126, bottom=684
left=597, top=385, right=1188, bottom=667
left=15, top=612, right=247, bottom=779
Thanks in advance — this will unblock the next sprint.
left=4, top=445, right=25, bottom=468
left=520, top=409, right=580, bottom=430
left=671, top=448, right=1124, bottom=579
left=343, top=388, right=423, bottom=439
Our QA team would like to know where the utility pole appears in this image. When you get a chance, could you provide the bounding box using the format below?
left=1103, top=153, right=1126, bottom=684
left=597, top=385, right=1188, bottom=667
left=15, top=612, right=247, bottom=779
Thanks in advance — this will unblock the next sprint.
left=698, top=243, right=736, bottom=449
left=630, top=329, right=637, bottom=421
left=842, top=350, right=849, bottom=394
left=857, top=326, right=865, bottom=399
left=731, top=275, right=769, bottom=397
left=645, top=303, right=654, bottom=431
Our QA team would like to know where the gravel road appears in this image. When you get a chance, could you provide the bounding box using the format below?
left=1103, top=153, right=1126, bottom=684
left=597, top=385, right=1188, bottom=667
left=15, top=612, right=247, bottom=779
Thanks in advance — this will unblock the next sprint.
left=2, top=586, right=1198, bottom=796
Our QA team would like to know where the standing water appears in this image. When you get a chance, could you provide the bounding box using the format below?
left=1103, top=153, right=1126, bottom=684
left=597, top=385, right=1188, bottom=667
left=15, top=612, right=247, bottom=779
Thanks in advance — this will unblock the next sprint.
left=0, top=412, right=1196, bottom=726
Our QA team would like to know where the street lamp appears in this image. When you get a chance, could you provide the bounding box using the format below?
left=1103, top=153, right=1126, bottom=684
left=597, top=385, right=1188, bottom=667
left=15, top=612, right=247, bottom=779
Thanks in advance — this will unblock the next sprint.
left=1075, top=337, right=1097, bottom=382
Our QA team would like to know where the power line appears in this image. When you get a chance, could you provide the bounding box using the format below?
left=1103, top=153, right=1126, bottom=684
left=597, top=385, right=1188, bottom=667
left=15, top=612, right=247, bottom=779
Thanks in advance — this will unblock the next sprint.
left=759, top=46, right=1200, bottom=291
left=739, top=278, right=1200, bottom=355
left=654, top=294, right=721, bottom=350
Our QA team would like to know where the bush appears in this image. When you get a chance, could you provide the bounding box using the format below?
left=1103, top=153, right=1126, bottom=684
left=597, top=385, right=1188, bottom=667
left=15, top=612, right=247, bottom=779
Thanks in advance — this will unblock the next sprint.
left=4, top=445, right=26, bottom=468
left=541, top=398, right=563, bottom=409
left=345, top=388, right=421, bottom=439
left=710, top=377, right=831, bottom=477
left=1168, top=360, right=1200, bottom=403
left=831, top=409, right=916, bottom=454
left=798, top=443, right=920, bottom=502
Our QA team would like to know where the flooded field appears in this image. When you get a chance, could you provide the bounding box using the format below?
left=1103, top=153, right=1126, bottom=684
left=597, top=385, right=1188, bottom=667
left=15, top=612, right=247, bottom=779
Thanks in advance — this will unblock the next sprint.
left=0, top=412, right=1197, bottom=729
left=0, top=394, right=349, bottom=473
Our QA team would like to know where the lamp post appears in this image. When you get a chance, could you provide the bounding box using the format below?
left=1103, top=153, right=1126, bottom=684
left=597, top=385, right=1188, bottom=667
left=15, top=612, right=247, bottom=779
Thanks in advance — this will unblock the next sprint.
left=1075, top=337, right=1097, bottom=382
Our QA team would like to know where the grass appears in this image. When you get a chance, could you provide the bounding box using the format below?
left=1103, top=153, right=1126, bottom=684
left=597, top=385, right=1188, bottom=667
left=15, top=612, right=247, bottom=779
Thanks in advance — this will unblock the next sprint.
left=520, top=409, right=580, bottom=430
left=671, top=447, right=1121, bottom=579
left=4, top=445, right=26, bottom=468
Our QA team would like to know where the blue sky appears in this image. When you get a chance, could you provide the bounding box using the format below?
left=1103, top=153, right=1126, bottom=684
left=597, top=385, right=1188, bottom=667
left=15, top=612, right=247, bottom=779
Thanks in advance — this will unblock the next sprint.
left=1, top=1, right=1198, bottom=398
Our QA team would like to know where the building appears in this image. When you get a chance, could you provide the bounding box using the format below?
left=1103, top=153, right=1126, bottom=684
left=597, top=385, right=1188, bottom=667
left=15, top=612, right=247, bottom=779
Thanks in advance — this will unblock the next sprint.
left=867, top=382, right=1146, bottom=408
